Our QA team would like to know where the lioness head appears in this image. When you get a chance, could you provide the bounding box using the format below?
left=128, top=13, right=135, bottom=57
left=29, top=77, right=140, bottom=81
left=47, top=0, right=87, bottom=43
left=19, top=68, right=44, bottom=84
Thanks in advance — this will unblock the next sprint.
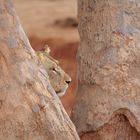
left=37, top=46, right=71, bottom=97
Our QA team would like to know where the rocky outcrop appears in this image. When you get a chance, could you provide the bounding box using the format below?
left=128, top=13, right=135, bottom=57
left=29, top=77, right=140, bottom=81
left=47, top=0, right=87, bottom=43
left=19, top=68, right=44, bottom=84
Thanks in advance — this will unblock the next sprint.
left=72, top=0, right=140, bottom=139
left=0, top=0, right=79, bottom=140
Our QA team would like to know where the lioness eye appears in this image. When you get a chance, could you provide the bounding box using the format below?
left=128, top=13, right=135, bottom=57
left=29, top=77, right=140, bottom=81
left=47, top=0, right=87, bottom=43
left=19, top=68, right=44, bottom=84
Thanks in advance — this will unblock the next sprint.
left=52, top=68, right=57, bottom=72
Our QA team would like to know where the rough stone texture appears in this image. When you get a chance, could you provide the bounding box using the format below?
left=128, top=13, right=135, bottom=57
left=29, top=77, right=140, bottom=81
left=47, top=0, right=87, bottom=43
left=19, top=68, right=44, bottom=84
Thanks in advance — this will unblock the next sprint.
left=0, top=0, right=80, bottom=140
left=72, top=0, right=140, bottom=139
left=81, top=114, right=140, bottom=140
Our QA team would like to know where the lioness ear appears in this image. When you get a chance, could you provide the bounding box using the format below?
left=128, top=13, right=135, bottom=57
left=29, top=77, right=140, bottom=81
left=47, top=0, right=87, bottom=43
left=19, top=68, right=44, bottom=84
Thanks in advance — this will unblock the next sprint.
left=44, top=44, right=51, bottom=54
left=37, top=51, right=45, bottom=62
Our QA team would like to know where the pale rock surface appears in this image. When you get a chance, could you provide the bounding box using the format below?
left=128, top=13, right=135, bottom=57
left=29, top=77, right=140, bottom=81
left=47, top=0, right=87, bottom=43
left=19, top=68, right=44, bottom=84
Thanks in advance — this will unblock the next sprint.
left=0, top=0, right=79, bottom=140
left=72, top=0, right=140, bottom=139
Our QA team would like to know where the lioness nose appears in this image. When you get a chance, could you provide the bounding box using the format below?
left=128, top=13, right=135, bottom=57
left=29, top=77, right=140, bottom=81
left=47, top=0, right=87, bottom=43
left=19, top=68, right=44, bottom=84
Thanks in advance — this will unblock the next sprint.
left=65, top=80, right=71, bottom=84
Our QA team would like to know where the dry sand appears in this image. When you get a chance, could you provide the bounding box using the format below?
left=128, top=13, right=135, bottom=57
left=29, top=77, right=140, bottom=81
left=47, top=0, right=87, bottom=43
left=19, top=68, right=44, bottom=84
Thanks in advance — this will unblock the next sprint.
left=14, top=0, right=79, bottom=43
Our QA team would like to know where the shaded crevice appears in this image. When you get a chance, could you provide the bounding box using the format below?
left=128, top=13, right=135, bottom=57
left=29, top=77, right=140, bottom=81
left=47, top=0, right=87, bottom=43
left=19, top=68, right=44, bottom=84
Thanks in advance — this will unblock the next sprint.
left=81, top=112, right=140, bottom=140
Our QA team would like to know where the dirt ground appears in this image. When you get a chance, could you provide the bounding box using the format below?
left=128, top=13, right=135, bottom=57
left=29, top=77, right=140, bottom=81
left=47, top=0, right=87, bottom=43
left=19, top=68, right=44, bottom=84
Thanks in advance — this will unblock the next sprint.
left=14, top=0, right=79, bottom=42
left=14, top=0, right=80, bottom=115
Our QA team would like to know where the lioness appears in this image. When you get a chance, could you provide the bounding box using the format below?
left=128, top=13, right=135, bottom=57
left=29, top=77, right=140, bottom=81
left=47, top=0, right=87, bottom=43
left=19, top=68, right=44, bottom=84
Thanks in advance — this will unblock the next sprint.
left=37, top=46, right=71, bottom=97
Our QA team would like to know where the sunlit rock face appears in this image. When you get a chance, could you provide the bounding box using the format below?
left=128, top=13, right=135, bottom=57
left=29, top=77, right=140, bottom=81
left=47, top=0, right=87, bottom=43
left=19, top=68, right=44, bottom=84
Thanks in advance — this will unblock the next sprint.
left=72, top=0, right=140, bottom=139
left=0, top=1, right=80, bottom=140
